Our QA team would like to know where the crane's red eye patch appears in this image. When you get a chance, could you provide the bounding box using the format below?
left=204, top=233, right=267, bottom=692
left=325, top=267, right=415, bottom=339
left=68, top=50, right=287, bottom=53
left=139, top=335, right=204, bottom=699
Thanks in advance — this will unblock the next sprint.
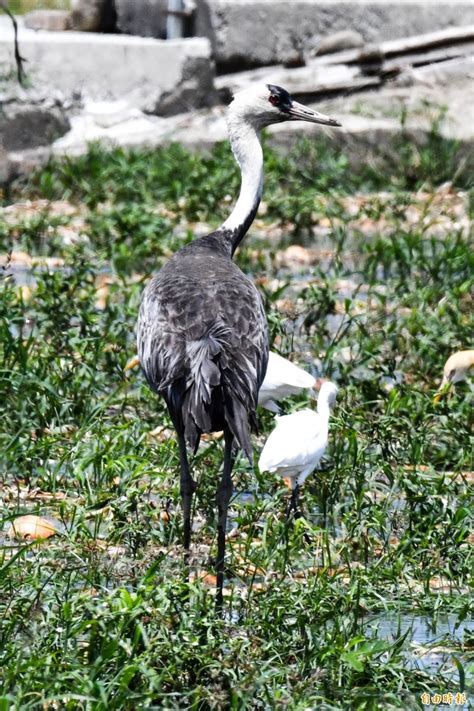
left=269, top=94, right=280, bottom=106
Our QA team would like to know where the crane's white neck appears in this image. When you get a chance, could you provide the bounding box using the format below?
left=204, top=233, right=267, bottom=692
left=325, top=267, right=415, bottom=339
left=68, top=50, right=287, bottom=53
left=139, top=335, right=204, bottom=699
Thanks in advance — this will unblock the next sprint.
left=221, top=115, right=263, bottom=254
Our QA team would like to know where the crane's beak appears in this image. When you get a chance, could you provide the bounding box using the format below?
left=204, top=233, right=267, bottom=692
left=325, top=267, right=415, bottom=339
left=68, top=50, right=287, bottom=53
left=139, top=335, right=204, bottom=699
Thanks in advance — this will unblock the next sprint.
left=288, top=100, right=342, bottom=127
left=124, top=355, right=140, bottom=372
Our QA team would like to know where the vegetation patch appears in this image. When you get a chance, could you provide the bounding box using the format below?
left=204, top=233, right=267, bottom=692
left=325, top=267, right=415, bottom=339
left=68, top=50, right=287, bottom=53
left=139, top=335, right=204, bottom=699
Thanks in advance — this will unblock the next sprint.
left=0, top=129, right=473, bottom=709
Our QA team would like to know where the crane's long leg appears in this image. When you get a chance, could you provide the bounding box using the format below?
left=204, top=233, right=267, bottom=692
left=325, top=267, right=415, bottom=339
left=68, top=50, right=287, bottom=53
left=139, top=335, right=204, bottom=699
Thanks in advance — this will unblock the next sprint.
left=177, top=431, right=197, bottom=559
left=216, top=428, right=234, bottom=608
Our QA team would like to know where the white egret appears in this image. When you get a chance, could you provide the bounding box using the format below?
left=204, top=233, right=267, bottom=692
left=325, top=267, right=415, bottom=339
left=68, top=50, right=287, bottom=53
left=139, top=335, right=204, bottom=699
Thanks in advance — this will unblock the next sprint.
left=258, top=381, right=338, bottom=515
left=258, top=351, right=317, bottom=413
left=434, top=349, right=474, bottom=402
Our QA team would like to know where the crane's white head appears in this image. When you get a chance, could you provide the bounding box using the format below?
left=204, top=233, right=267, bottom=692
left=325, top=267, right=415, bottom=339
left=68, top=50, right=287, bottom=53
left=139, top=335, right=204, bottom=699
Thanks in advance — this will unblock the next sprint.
left=228, top=84, right=342, bottom=130
left=318, top=381, right=338, bottom=408
left=434, top=349, right=474, bottom=401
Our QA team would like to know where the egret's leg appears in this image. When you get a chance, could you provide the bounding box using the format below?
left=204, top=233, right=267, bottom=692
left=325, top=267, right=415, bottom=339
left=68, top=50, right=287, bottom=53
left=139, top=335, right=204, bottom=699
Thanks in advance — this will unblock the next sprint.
left=293, top=483, right=302, bottom=520
left=177, top=432, right=196, bottom=556
left=286, top=483, right=300, bottom=520
left=216, top=428, right=234, bottom=608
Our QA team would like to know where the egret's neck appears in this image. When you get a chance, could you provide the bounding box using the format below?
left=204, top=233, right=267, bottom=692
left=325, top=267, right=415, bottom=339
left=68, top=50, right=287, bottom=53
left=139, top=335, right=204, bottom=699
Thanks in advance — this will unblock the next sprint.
left=317, top=399, right=331, bottom=420
left=220, top=117, right=263, bottom=256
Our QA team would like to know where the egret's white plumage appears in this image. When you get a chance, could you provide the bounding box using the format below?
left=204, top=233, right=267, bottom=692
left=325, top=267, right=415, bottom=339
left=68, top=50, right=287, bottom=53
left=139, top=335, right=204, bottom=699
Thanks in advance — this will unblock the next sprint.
left=258, top=381, right=338, bottom=490
left=440, top=350, right=474, bottom=386
left=258, top=351, right=316, bottom=413
left=434, top=349, right=474, bottom=401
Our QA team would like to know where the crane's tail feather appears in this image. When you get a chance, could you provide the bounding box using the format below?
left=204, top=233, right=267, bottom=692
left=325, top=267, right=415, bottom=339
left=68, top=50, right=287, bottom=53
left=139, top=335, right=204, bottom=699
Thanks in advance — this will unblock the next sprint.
left=180, top=323, right=255, bottom=462
left=223, top=397, right=253, bottom=465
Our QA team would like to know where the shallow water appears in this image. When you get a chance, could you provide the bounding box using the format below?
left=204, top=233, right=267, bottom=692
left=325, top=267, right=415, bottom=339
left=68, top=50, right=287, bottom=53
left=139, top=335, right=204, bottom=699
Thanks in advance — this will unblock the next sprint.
left=367, top=612, right=472, bottom=699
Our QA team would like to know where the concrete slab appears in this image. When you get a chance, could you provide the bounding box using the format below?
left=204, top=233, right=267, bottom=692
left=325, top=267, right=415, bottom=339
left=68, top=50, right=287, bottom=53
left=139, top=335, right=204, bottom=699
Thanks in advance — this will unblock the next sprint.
left=195, top=0, right=474, bottom=70
left=0, top=17, right=213, bottom=110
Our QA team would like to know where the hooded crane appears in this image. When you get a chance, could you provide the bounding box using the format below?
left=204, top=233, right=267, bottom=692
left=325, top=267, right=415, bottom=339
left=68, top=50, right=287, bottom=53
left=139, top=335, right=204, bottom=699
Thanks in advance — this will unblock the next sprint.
left=137, top=84, right=341, bottom=603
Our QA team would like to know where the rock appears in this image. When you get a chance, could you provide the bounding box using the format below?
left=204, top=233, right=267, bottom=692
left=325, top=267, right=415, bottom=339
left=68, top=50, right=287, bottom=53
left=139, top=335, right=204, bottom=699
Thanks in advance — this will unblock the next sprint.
left=115, top=0, right=168, bottom=39
left=0, top=146, right=10, bottom=183
left=215, top=61, right=382, bottom=101
left=282, top=50, right=306, bottom=69
left=70, top=0, right=116, bottom=32
left=0, top=105, right=70, bottom=151
left=313, top=30, right=364, bottom=56
left=85, top=99, right=135, bottom=127
left=23, top=10, right=72, bottom=32
left=150, top=56, right=218, bottom=116
left=195, top=0, right=474, bottom=70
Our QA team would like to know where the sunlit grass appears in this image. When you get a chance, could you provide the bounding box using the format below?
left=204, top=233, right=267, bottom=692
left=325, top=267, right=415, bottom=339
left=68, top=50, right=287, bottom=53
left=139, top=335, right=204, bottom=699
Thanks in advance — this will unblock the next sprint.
left=8, top=0, right=70, bottom=14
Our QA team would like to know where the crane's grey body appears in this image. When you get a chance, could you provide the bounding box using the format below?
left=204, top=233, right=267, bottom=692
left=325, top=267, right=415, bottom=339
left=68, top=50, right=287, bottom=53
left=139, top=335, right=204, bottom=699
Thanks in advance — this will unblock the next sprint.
left=138, top=230, right=268, bottom=461
left=136, top=83, right=341, bottom=605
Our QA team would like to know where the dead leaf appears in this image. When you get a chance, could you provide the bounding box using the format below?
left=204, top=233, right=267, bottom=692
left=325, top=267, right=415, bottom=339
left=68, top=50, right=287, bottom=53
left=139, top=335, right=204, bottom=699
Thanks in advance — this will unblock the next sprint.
left=275, top=245, right=318, bottom=269
left=25, top=490, right=67, bottom=502
left=275, top=298, right=303, bottom=319
left=147, top=426, right=175, bottom=442
left=7, top=514, right=58, bottom=540
left=190, top=572, right=218, bottom=586
left=200, top=431, right=223, bottom=442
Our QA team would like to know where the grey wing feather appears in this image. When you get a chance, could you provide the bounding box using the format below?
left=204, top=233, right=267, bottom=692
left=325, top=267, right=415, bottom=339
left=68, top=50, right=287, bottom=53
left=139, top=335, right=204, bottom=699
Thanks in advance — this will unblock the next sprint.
left=137, top=248, right=268, bottom=462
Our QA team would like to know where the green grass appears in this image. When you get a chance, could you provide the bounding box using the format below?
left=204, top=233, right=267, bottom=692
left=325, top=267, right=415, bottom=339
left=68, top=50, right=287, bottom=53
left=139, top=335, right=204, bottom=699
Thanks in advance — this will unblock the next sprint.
left=0, top=129, right=473, bottom=709
left=8, top=0, right=70, bottom=14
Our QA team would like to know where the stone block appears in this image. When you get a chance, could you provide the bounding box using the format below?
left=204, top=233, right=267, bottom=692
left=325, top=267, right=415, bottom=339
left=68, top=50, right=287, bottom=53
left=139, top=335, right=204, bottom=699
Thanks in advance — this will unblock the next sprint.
left=115, top=0, right=168, bottom=39
left=314, top=30, right=364, bottom=56
left=70, top=0, right=116, bottom=32
left=0, top=146, right=10, bottom=183
left=0, top=105, right=70, bottom=151
left=23, top=10, right=72, bottom=32
left=195, top=0, right=474, bottom=70
left=151, top=56, right=218, bottom=115
left=0, top=18, right=214, bottom=111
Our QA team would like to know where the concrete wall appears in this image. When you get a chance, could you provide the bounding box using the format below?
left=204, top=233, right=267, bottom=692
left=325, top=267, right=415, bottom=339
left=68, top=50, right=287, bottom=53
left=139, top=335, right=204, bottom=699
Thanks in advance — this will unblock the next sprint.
left=195, top=0, right=474, bottom=69
left=0, top=18, right=212, bottom=111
